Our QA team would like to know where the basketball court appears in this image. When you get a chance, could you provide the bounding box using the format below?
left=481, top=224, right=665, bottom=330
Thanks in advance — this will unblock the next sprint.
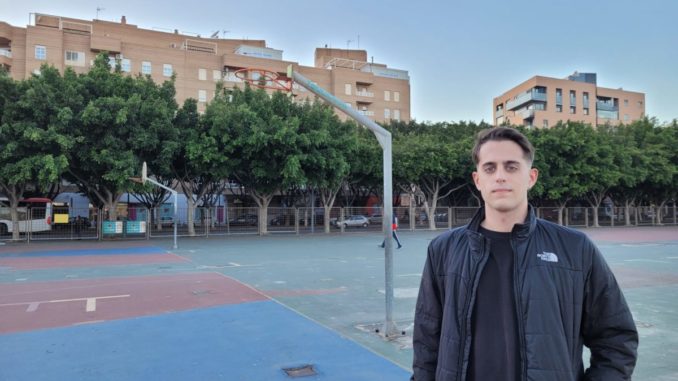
left=1, top=226, right=677, bottom=380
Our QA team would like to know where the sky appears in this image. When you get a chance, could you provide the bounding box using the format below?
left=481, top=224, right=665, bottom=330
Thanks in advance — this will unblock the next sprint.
left=1, top=0, right=676, bottom=124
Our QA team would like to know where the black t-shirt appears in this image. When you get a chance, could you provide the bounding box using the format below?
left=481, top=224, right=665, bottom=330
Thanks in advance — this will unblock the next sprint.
left=467, top=226, right=520, bottom=381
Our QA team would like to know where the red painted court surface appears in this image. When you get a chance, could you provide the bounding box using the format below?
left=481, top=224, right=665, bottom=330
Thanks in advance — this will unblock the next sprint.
left=0, top=272, right=268, bottom=334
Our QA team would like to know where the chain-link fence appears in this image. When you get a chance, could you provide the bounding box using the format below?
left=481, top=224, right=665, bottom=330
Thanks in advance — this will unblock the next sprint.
left=0, top=204, right=675, bottom=243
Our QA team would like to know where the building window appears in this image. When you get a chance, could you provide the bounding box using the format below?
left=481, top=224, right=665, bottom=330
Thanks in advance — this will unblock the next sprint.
left=543, top=119, right=548, bottom=128
left=384, top=90, right=390, bottom=101
left=198, top=90, right=207, bottom=103
left=393, top=109, right=400, bottom=121
left=225, top=69, right=241, bottom=82
left=65, top=51, right=78, bottom=62
left=213, top=70, right=221, bottom=81
left=556, top=105, right=562, bottom=113
left=583, top=108, right=589, bottom=115
left=555, top=88, right=562, bottom=104
left=35, top=45, right=46, bottom=60
left=121, top=59, right=131, bottom=73
left=394, top=91, right=400, bottom=102
left=65, top=50, right=85, bottom=67
left=624, top=114, right=629, bottom=122
left=345, top=84, right=352, bottom=95
left=569, top=106, right=576, bottom=114
left=569, top=90, right=576, bottom=107
left=163, top=64, right=173, bottom=77
left=142, top=61, right=152, bottom=75
left=199, top=68, right=207, bottom=81
left=624, top=99, right=629, bottom=107
left=583, top=92, right=589, bottom=108
left=384, top=108, right=391, bottom=119
left=637, top=100, right=643, bottom=107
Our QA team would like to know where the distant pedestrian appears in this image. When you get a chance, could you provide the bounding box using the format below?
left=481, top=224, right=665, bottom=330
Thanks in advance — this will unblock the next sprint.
left=379, top=215, right=402, bottom=249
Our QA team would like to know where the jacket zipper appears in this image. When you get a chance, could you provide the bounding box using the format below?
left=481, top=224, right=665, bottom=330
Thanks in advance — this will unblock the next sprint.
left=511, top=239, right=528, bottom=381
left=458, top=237, right=489, bottom=380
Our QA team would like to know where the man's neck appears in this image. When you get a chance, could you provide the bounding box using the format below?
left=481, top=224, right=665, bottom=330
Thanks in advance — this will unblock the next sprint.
left=481, top=205, right=529, bottom=233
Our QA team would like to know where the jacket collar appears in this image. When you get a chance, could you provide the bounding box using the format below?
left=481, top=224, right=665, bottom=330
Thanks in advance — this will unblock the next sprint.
left=467, top=205, right=537, bottom=240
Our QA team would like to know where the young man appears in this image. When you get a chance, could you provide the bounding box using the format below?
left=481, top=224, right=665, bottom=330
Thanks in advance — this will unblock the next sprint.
left=411, top=127, right=637, bottom=381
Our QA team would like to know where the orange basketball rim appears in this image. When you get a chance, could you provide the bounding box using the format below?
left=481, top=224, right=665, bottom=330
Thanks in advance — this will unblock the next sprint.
left=234, top=68, right=293, bottom=92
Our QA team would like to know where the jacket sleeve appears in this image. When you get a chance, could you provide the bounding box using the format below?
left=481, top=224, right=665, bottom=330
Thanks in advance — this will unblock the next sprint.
left=582, top=240, right=638, bottom=380
left=411, top=243, right=443, bottom=381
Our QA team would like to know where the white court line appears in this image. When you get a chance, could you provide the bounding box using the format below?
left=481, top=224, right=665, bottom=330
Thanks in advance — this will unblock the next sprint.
left=0, top=294, right=130, bottom=312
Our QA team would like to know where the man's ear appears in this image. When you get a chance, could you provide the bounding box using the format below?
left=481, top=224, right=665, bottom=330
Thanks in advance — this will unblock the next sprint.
left=472, top=171, right=480, bottom=189
left=528, top=167, right=539, bottom=189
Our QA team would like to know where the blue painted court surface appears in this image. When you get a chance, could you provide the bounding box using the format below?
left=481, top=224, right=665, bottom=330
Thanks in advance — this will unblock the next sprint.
left=0, top=301, right=408, bottom=380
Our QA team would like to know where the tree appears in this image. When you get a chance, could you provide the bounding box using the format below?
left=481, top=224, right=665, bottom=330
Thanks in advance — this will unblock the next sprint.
left=221, top=86, right=308, bottom=234
left=393, top=122, right=475, bottom=229
left=300, top=101, right=356, bottom=232
left=0, top=66, right=71, bottom=239
left=529, top=122, right=592, bottom=225
left=63, top=54, right=176, bottom=220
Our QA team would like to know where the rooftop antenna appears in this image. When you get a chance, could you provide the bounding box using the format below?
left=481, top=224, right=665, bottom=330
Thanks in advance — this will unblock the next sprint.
left=222, top=30, right=230, bottom=38
left=346, top=39, right=352, bottom=50
left=210, top=30, right=219, bottom=39
left=96, top=7, right=105, bottom=20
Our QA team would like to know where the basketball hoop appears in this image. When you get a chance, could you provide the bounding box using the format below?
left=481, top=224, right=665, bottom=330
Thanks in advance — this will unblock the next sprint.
left=234, top=68, right=293, bottom=93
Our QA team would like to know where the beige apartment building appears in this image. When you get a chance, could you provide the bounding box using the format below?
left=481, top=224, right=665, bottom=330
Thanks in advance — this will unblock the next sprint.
left=0, top=13, right=410, bottom=122
left=493, top=72, right=645, bottom=127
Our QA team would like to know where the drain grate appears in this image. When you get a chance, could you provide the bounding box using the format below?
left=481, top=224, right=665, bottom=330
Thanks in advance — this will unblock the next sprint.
left=282, top=364, right=317, bottom=378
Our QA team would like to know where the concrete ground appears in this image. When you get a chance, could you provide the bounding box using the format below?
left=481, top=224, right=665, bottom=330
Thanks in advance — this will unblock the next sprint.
left=1, top=225, right=677, bottom=380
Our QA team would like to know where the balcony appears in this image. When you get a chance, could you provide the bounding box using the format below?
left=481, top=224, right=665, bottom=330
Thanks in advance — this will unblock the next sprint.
left=358, top=110, right=375, bottom=117
left=356, top=90, right=374, bottom=98
left=596, top=101, right=618, bottom=112
left=0, top=49, right=11, bottom=68
left=506, top=90, right=547, bottom=110
left=518, top=109, right=535, bottom=119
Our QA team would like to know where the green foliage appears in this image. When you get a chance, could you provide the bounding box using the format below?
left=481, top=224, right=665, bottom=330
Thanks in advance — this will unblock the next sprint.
left=2, top=58, right=677, bottom=213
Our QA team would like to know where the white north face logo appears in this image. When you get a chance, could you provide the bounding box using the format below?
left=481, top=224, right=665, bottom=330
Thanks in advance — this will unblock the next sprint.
left=537, top=252, right=559, bottom=263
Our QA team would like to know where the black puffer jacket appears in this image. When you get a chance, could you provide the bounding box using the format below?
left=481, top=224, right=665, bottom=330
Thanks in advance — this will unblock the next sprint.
left=411, top=207, right=638, bottom=380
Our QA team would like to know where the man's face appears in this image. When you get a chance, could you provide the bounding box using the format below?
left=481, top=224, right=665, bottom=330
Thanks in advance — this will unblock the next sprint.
left=472, top=139, right=538, bottom=214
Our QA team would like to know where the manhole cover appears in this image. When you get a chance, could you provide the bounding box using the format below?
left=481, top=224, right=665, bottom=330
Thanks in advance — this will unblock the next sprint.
left=282, top=364, right=317, bottom=378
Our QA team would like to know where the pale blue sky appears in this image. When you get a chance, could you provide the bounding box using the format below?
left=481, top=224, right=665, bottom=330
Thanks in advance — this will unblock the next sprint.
left=2, top=0, right=676, bottom=123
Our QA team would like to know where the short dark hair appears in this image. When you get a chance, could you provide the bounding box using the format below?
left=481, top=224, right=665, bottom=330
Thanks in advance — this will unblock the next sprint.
left=472, top=127, right=535, bottom=166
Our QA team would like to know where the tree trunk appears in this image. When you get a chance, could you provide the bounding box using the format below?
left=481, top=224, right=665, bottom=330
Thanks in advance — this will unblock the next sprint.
left=623, top=199, right=634, bottom=226
left=186, top=195, right=196, bottom=236
left=250, top=192, right=273, bottom=235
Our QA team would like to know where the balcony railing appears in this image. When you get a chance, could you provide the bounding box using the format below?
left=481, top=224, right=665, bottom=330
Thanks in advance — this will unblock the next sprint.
left=356, top=90, right=374, bottom=98
left=506, top=91, right=547, bottom=110
left=596, top=101, right=618, bottom=112
left=518, top=109, right=535, bottom=119
left=358, top=110, right=375, bottom=116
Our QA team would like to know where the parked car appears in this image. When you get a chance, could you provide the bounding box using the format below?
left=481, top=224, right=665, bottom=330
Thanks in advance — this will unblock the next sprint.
left=229, top=214, right=258, bottom=226
left=331, top=215, right=369, bottom=228
left=269, top=215, right=293, bottom=226
left=368, top=213, right=383, bottom=224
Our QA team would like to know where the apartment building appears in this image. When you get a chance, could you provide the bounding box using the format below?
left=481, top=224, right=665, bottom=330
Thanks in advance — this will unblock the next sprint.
left=493, top=72, right=645, bottom=127
left=0, top=13, right=410, bottom=123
